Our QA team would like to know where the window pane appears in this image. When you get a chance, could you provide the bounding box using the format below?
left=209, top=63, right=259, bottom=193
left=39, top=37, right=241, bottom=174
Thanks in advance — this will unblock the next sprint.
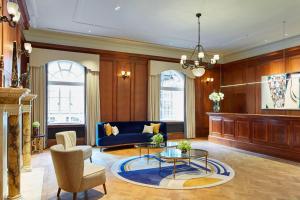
left=47, top=61, right=85, bottom=124
left=160, top=70, right=185, bottom=121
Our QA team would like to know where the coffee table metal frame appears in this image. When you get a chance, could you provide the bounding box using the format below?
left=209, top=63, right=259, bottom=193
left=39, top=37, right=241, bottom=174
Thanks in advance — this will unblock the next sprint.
left=135, top=141, right=178, bottom=159
left=158, top=148, right=208, bottom=179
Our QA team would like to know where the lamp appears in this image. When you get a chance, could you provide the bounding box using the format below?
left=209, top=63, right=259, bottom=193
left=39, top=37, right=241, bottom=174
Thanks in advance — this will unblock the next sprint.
left=1, top=1, right=21, bottom=27
left=18, top=42, right=32, bottom=57
left=180, top=13, right=220, bottom=77
left=121, top=70, right=130, bottom=80
left=206, top=77, right=214, bottom=84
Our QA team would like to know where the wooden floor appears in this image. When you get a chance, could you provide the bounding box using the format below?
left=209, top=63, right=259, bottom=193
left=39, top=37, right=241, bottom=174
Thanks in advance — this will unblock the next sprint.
left=32, top=139, right=300, bottom=200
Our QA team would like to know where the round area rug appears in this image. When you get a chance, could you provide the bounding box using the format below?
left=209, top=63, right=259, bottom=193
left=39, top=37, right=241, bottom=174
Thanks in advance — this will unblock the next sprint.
left=111, top=155, right=235, bottom=189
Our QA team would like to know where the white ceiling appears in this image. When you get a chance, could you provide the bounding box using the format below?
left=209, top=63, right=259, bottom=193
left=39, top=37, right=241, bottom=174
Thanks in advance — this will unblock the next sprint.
left=25, top=0, right=300, bottom=56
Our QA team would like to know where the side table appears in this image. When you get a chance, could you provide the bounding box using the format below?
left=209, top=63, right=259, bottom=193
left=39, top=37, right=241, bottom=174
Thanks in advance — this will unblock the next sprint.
left=31, top=134, right=46, bottom=153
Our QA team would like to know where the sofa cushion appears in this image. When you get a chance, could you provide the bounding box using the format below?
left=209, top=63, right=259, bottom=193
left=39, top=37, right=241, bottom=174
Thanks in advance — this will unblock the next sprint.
left=98, top=133, right=153, bottom=146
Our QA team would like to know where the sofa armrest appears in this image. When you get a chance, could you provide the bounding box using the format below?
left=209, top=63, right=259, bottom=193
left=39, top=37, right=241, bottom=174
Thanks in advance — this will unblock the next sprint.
left=96, top=122, right=106, bottom=146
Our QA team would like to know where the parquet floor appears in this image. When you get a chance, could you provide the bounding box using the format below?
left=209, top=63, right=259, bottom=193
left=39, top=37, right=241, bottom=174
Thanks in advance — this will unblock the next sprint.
left=31, top=139, right=300, bottom=200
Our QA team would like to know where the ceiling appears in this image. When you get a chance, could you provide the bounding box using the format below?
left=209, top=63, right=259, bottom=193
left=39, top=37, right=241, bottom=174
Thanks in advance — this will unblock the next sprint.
left=25, top=0, right=300, bottom=56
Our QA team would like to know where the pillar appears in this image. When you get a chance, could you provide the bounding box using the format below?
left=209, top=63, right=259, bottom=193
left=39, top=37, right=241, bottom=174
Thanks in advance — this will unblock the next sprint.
left=21, top=94, right=37, bottom=172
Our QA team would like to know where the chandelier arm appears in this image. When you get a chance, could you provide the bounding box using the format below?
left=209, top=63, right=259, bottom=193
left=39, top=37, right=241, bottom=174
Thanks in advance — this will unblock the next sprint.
left=198, top=14, right=201, bottom=52
left=190, top=45, right=198, bottom=60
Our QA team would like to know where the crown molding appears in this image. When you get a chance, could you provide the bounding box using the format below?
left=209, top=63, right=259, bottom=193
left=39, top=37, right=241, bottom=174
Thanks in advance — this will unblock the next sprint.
left=223, top=35, right=300, bottom=63
left=24, top=28, right=194, bottom=60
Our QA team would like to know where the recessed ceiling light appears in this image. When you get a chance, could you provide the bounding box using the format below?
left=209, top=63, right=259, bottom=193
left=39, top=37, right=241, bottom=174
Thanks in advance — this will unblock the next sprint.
left=284, top=33, right=289, bottom=37
left=264, top=39, right=268, bottom=43
left=115, top=6, right=121, bottom=11
left=88, top=30, right=91, bottom=33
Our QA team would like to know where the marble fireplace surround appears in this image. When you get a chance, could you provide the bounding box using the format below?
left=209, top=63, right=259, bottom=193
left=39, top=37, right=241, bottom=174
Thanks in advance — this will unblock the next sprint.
left=0, top=87, right=36, bottom=200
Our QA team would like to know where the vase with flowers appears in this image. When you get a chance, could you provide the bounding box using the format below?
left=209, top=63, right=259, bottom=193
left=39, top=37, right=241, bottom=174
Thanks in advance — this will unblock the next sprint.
left=209, top=91, right=224, bottom=112
left=32, top=121, right=40, bottom=137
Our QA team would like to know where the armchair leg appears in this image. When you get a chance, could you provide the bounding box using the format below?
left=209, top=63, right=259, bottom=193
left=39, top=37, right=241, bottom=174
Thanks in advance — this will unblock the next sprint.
left=57, top=187, right=61, bottom=197
left=90, top=157, right=92, bottom=163
left=103, top=183, right=107, bottom=195
left=100, top=148, right=102, bottom=152
left=73, top=192, right=77, bottom=200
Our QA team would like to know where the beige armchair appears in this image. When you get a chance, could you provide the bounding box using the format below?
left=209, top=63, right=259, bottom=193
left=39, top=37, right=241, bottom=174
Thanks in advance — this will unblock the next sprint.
left=50, top=144, right=107, bottom=200
left=56, top=131, right=93, bottom=162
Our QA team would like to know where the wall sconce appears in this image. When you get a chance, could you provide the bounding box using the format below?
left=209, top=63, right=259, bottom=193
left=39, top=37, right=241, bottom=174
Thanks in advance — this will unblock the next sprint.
left=206, top=77, right=214, bottom=84
left=0, top=1, right=21, bottom=28
left=121, top=70, right=130, bottom=80
left=18, top=42, right=32, bottom=57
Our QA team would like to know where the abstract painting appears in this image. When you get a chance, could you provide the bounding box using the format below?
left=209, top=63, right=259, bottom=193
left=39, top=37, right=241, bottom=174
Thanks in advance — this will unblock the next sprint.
left=261, top=73, right=300, bottom=109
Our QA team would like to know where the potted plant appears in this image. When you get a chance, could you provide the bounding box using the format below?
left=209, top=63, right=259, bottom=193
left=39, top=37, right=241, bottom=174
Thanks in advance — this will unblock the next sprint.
left=209, top=91, right=224, bottom=112
left=32, top=121, right=40, bottom=137
left=151, top=133, right=164, bottom=147
left=177, top=140, right=192, bottom=153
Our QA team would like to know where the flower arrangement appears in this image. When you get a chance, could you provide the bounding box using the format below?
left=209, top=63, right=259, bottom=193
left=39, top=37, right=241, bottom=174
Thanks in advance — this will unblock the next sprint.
left=209, top=91, right=224, bottom=102
left=32, top=121, right=40, bottom=128
left=177, top=140, right=191, bottom=153
left=151, top=133, right=164, bottom=145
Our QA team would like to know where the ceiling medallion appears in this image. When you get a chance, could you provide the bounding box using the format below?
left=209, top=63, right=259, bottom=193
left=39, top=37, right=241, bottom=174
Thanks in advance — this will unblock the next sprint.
left=180, top=13, right=220, bottom=77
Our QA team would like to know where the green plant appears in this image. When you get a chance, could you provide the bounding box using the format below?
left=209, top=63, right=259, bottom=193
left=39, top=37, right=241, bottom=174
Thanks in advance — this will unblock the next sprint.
left=177, top=140, right=191, bottom=152
left=151, top=133, right=164, bottom=145
left=32, top=121, right=40, bottom=128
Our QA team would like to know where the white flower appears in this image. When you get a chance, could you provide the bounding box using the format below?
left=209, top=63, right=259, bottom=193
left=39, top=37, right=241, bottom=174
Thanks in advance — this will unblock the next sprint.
left=209, top=92, right=224, bottom=102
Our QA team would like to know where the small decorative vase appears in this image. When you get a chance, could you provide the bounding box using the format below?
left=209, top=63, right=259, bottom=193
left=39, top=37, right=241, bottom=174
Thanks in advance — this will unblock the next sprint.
left=213, top=101, right=220, bottom=112
left=33, top=127, right=39, bottom=137
left=181, top=149, right=187, bottom=154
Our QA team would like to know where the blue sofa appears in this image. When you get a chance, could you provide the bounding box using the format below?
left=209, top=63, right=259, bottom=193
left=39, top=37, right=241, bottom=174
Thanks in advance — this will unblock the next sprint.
left=96, top=121, right=167, bottom=149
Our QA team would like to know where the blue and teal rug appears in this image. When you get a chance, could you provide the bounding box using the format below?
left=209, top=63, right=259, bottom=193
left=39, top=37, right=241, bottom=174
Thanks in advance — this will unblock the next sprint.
left=111, top=155, right=235, bottom=189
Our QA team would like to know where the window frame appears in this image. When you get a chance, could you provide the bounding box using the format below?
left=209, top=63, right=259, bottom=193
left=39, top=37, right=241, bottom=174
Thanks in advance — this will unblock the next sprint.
left=160, top=70, right=185, bottom=122
left=46, top=61, right=86, bottom=126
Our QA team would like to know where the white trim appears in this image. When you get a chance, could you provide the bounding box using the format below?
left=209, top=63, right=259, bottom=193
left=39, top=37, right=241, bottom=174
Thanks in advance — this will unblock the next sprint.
left=24, top=28, right=192, bottom=60
left=223, top=35, right=300, bottom=63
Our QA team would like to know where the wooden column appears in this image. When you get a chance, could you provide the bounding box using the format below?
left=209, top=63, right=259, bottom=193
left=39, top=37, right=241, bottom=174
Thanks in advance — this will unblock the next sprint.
left=0, top=88, right=30, bottom=199
left=21, top=94, right=37, bottom=172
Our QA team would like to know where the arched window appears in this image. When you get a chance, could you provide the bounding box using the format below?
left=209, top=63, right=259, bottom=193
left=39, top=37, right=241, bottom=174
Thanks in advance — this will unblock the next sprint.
left=47, top=60, right=85, bottom=124
left=160, top=70, right=185, bottom=121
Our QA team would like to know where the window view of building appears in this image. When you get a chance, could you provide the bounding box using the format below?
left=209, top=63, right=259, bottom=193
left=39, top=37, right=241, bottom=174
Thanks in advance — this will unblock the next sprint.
left=47, top=60, right=85, bottom=124
left=160, top=70, right=185, bottom=121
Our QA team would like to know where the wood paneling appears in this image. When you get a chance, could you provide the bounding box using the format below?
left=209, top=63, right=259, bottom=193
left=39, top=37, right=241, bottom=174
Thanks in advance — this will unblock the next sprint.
left=268, top=120, right=289, bottom=147
left=252, top=120, right=268, bottom=144
left=1, top=0, right=29, bottom=86
left=222, top=118, right=235, bottom=139
left=221, top=46, right=300, bottom=117
left=235, top=119, right=250, bottom=142
left=208, top=112, right=300, bottom=161
left=100, top=57, right=148, bottom=122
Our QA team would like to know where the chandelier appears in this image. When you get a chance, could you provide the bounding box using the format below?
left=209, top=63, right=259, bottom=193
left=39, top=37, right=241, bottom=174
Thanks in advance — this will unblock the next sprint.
left=180, top=13, right=220, bottom=77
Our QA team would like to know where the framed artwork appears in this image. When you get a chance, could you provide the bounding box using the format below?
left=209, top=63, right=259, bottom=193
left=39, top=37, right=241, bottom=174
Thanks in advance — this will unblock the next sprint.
left=261, top=72, right=300, bottom=109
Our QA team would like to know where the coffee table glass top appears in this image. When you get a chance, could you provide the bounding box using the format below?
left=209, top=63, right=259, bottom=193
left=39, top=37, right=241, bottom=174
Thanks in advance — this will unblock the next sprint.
left=158, top=148, right=208, bottom=159
left=135, top=141, right=178, bottom=149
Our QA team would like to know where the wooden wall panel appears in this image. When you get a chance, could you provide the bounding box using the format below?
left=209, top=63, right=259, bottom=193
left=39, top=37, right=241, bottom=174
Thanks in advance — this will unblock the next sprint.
left=268, top=120, right=289, bottom=147
left=222, top=118, right=235, bottom=138
left=100, top=57, right=148, bottom=122
left=252, top=120, right=268, bottom=144
left=100, top=60, right=115, bottom=121
left=235, top=119, right=250, bottom=142
left=132, top=60, right=148, bottom=120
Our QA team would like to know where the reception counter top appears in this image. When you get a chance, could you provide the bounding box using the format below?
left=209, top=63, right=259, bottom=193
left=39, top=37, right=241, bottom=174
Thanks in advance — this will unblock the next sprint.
left=207, top=112, right=300, bottom=161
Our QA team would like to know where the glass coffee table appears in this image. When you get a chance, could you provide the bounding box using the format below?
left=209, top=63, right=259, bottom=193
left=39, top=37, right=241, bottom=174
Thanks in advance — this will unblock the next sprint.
left=157, top=148, right=208, bottom=179
left=135, top=141, right=178, bottom=159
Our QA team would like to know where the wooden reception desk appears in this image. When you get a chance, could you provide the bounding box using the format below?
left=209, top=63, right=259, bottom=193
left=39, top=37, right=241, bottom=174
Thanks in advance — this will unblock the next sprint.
left=207, top=112, right=300, bottom=162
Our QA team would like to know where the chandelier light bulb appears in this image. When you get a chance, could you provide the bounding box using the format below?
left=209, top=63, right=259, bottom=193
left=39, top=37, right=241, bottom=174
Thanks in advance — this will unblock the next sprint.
left=181, top=55, right=187, bottom=61
left=211, top=59, right=216, bottom=64
left=213, top=54, right=220, bottom=61
left=12, top=11, right=20, bottom=22
left=121, top=71, right=125, bottom=75
left=180, top=59, right=184, bottom=64
left=7, top=2, right=18, bottom=16
left=198, top=52, right=204, bottom=59
left=194, top=60, right=199, bottom=66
